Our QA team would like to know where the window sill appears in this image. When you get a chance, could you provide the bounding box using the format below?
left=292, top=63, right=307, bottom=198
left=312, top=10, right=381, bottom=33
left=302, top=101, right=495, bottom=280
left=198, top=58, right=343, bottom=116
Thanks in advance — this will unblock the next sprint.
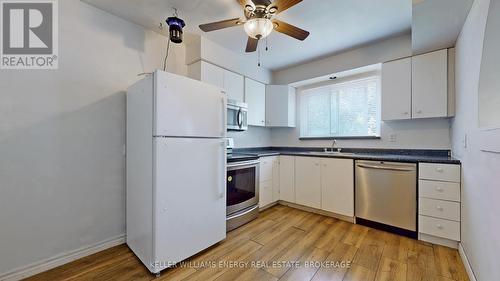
left=299, top=136, right=381, bottom=140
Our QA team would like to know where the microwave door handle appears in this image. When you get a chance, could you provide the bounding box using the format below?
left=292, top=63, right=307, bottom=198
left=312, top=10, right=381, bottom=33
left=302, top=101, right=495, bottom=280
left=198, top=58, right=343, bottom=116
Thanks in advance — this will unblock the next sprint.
left=237, top=109, right=242, bottom=128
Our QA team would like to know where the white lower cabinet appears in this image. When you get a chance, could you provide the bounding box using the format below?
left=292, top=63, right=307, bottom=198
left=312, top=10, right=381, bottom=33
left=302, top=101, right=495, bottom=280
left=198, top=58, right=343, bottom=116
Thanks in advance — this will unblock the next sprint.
left=320, top=158, right=354, bottom=217
left=259, top=180, right=273, bottom=208
left=295, top=157, right=322, bottom=209
left=418, top=163, right=461, bottom=248
left=259, top=156, right=279, bottom=208
left=279, top=156, right=295, bottom=203
left=277, top=156, right=354, bottom=217
left=272, top=158, right=280, bottom=202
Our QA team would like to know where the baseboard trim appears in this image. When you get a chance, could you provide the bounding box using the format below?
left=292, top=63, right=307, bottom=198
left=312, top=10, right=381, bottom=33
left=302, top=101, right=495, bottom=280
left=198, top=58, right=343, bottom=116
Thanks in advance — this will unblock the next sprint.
left=0, top=235, right=125, bottom=281
left=458, top=243, right=477, bottom=281
left=277, top=201, right=355, bottom=223
left=418, top=233, right=459, bottom=249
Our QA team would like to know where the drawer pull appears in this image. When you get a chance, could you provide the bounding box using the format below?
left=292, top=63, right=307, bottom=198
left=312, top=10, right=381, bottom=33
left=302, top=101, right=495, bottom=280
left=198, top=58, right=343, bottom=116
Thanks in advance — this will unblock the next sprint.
left=435, top=187, right=444, bottom=192
left=436, top=206, right=444, bottom=211
left=436, top=167, right=444, bottom=173
left=436, top=224, right=443, bottom=229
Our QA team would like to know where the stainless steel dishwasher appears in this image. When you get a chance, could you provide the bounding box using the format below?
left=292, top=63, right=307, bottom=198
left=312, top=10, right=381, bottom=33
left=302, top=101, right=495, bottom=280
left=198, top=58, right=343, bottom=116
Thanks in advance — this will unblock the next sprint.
left=355, top=160, right=417, bottom=237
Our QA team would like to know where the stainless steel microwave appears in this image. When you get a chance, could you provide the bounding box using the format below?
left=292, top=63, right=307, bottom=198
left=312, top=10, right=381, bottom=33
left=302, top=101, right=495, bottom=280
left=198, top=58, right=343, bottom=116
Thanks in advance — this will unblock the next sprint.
left=227, top=100, right=248, bottom=131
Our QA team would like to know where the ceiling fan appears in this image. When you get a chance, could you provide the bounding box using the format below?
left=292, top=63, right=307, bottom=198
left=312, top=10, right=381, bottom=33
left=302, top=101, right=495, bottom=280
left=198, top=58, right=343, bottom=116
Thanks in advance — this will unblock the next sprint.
left=199, top=0, right=310, bottom=53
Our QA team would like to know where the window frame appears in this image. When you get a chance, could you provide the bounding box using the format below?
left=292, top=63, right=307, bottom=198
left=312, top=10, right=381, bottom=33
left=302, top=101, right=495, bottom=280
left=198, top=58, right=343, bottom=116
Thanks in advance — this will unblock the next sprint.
left=298, top=72, right=382, bottom=140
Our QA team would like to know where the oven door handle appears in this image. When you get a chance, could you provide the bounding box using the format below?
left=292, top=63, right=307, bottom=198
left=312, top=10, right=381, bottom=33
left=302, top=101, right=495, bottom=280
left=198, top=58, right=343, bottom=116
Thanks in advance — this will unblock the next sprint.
left=227, top=160, right=260, bottom=169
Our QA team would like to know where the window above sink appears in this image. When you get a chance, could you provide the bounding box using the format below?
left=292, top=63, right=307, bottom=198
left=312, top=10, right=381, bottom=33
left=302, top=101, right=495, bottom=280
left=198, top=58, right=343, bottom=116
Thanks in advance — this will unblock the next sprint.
left=299, top=75, right=381, bottom=139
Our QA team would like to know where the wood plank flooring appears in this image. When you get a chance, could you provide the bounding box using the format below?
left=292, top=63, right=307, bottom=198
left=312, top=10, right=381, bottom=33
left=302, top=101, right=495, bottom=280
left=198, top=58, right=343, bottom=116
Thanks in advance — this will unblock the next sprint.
left=25, top=205, right=469, bottom=281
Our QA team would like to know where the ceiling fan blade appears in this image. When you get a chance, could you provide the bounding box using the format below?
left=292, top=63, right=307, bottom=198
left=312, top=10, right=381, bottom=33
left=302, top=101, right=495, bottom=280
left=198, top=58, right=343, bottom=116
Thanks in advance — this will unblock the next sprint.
left=270, top=0, right=302, bottom=14
left=245, top=37, right=259, bottom=52
left=237, top=0, right=255, bottom=8
left=273, top=19, right=309, bottom=41
left=199, top=18, right=241, bottom=32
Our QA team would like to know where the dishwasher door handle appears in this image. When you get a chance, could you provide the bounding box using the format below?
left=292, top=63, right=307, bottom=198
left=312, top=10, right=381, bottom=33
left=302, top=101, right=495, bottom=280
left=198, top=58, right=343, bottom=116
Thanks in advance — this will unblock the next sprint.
left=356, top=164, right=415, bottom=172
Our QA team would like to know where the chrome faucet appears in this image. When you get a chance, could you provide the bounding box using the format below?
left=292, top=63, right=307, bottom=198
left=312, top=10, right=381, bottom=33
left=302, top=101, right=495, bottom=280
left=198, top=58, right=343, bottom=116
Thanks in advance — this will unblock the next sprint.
left=331, top=139, right=341, bottom=152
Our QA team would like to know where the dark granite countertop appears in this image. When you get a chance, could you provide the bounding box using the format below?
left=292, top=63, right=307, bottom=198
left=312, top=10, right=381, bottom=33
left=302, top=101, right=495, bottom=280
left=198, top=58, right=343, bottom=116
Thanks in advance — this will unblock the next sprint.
left=233, top=147, right=461, bottom=164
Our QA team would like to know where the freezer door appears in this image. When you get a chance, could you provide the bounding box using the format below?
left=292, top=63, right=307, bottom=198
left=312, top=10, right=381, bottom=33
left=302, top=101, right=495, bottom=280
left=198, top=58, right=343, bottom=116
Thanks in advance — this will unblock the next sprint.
left=154, top=71, right=227, bottom=138
left=153, top=137, right=226, bottom=272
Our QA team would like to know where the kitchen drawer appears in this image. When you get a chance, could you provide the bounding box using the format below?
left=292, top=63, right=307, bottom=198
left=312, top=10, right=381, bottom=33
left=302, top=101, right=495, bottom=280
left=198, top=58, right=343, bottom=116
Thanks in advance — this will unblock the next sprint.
left=419, top=163, right=461, bottom=182
left=419, top=198, right=460, bottom=221
left=419, top=215, right=460, bottom=241
left=419, top=180, right=460, bottom=201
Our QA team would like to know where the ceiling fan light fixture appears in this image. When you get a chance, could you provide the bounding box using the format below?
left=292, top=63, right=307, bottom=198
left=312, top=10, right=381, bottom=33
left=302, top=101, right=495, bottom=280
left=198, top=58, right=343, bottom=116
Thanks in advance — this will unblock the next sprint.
left=244, top=18, right=274, bottom=39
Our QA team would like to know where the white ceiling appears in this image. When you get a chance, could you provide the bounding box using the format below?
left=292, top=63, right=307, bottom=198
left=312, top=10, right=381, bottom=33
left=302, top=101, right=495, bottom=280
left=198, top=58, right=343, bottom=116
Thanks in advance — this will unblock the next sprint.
left=81, top=0, right=411, bottom=70
left=412, top=0, right=474, bottom=55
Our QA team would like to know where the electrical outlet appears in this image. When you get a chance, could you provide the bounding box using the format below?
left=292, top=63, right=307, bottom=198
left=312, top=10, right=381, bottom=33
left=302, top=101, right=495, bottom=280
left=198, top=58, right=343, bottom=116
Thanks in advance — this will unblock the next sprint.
left=389, top=134, right=397, bottom=142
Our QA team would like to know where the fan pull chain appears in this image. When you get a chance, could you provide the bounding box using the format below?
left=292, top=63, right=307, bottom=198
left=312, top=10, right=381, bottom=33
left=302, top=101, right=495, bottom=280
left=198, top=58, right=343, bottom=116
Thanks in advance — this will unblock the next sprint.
left=265, top=37, right=269, bottom=51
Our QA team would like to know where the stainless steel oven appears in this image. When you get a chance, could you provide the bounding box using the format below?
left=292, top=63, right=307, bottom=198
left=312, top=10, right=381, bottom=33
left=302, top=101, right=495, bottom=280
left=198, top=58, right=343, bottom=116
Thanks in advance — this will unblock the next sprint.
left=227, top=100, right=248, bottom=131
left=226, top=159, right=259, bottom=231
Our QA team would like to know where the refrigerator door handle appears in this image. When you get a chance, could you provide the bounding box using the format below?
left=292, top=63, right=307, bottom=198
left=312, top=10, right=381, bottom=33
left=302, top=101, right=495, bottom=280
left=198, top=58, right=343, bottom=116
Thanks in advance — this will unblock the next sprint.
left=219, top=141, right=226, bottom=199
left=221, top=97, right=226, bottom=136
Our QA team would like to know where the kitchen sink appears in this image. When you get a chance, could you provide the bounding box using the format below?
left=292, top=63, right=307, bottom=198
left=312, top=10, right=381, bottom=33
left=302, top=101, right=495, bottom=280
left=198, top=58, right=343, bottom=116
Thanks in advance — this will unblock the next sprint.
left=304, top=151, right=356, bottom=156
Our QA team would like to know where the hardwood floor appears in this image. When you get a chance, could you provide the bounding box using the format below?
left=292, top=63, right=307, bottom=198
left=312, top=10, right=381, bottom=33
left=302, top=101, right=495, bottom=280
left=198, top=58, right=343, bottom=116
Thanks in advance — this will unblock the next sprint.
left=25, top=205, right=469, bottom=281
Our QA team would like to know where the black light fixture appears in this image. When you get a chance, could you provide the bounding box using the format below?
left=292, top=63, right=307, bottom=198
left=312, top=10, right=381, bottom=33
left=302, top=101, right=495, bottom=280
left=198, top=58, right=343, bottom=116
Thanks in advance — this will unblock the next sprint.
left=166, top=15, right=185, bottom=44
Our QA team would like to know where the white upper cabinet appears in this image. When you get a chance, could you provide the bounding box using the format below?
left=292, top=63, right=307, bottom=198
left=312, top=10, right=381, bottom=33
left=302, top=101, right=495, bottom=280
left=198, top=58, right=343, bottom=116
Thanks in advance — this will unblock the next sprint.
left=245, top=77, right=266, bottom=127
left=187, top=61, right=244, bottom=103
left=381, top=49, right=454, bottom=121
left=295, top=157, right=321, bottom=209
left=224, top=70, right=244, bottom=102
left=382, top=58, right=412, bottom=121
left=412, top=49, right=448, bottom=119
left=266, top=85, right=296, bottom=127
left=188, top=61, right=224, bottom=89
left=320, top=158, right=354, bottom=217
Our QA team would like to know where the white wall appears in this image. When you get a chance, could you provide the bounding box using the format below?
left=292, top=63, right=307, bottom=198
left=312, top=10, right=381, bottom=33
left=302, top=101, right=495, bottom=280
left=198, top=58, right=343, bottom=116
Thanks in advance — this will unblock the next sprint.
left=0, top=0, right=185, bottom=277
left=228, top=126, right=272, bottom=148
left=272, top=117, right=451, bottom=149
left=271, top=33, right=451, bottom=150
left=273, top=34, right=412, bottom=85
left=452, top=0, right=500, bottom=280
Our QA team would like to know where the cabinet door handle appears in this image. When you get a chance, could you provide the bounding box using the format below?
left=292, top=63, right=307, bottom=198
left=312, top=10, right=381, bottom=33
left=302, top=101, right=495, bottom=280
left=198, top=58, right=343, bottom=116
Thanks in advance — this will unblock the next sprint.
left=436, top=224, right=443, bottom=229
left=416, top=110, right=422, bottom=114
left=404, top=112, right=409, bottom=115
left=436, top=206, right=444, bottom=211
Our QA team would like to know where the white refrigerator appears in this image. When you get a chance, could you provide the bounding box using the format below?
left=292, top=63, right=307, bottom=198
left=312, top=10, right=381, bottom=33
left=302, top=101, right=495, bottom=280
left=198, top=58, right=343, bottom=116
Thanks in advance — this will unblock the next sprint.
left=126, top=70, right=227, bottom=274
